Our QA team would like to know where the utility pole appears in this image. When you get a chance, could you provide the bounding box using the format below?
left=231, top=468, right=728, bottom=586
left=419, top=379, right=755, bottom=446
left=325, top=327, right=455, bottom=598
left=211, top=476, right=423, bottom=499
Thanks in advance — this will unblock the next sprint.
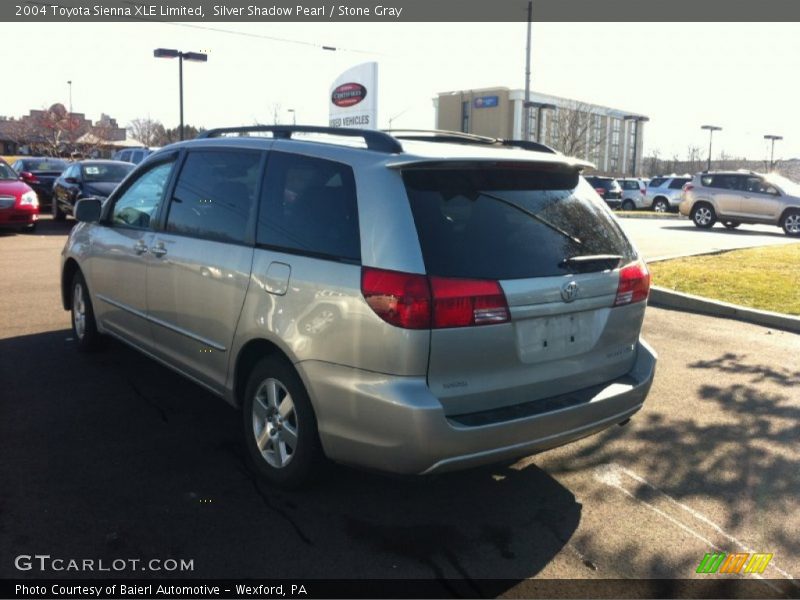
left=701, top=125, right=722, bottom=171
left=523, top=0, right=532, bottom=141
left=764, top=134, right=782, bottom=171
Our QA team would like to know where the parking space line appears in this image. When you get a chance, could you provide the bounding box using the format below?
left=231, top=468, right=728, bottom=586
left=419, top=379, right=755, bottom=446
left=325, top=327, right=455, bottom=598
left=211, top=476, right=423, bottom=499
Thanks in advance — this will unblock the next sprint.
left=594, top=463, right=796, bottom=585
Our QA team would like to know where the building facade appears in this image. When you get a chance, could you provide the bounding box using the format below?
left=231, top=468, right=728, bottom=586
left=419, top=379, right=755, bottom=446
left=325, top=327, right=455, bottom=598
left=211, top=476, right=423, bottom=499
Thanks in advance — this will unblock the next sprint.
left=435, top=87, right=648, bottom=177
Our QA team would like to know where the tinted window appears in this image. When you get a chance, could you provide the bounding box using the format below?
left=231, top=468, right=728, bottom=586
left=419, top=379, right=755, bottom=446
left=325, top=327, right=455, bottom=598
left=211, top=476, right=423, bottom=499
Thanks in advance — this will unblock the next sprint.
left=403, top=167, right=636, bottom=280
left=706, top=174, right=742, bottom=190
left=258, top=152, right=360, bottom=262
left=166, top=150, right=261, bottom=244
left=621, top=180, right=639, bottom=190
left=668, top=178, right=690, bottom=189
left=648, top=177, right=667, bottom=187
left=111, top=160, right=174, bottom=229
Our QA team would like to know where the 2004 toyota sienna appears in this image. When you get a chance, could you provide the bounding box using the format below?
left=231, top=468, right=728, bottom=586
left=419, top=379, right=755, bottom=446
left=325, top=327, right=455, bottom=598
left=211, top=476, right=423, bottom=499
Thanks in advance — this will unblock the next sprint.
left=61, top=126, right=657, bottom=487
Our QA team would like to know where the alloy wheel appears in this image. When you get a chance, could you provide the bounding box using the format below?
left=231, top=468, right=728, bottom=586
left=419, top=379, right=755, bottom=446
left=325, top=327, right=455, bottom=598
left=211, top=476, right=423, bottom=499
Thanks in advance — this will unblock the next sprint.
left=72, top=282, right=86, bottom=340
left=251, top=378, right=298, bottom=469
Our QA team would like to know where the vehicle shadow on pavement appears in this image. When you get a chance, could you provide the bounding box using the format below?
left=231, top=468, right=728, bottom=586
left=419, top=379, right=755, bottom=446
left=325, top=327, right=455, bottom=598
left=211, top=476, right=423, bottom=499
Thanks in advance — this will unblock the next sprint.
left=659, top=225, right=790, bottom=239
left=542, top=351, right=800, bottom=583
left=0, top=330, right=580, bottom=589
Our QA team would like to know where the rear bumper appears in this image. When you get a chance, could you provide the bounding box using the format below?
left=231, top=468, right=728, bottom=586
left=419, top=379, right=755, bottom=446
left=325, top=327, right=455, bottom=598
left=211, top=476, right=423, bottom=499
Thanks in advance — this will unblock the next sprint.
left=299, top=338, right=657, bottom=475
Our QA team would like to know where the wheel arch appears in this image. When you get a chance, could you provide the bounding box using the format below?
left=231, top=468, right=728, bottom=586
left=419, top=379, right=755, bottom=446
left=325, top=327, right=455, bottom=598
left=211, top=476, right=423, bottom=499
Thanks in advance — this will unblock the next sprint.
left=232, top=338, right=298, bottom=409
left=778, top=206, right=800, bottom=225
left=61, top=258, right=81, bottom=310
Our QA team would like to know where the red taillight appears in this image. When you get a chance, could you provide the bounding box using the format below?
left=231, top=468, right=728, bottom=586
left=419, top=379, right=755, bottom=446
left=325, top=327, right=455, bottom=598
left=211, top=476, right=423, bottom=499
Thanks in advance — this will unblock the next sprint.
left=361, top=267, right=510, bottom=329
left=683, top=183, right=694, bottom=192
left=594, top=187, right=606, bottom=196
left=430, top=276, right=510, bottom=328
left=20, top=171, right=39, bottom=183
left=614, top=260, right=651, bottom=306
left=640, top=187, right=646, bottom=195
left=361, top=268, right=431, bottom=329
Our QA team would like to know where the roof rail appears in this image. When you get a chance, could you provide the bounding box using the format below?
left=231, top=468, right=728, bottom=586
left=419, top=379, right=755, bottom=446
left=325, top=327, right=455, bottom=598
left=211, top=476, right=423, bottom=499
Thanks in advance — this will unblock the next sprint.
left=198, top=125, right=403, bottom=153
left=384, top=129, right=498, bottom=144
left=385, top=129, right=557, bottom=154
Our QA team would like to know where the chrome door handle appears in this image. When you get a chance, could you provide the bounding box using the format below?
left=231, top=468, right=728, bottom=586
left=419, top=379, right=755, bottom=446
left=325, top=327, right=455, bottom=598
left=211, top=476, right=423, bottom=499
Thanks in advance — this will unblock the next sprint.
left=150, top=244, right=167, bottom=257
left=133, top=241, right=148, bottom=255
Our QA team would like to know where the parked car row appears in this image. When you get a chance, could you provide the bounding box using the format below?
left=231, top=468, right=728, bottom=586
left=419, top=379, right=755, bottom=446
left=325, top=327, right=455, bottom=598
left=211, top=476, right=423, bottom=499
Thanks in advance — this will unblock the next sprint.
left=584, top=173, right=693, bottom=213
left=0, top=154, right=139, bottom=232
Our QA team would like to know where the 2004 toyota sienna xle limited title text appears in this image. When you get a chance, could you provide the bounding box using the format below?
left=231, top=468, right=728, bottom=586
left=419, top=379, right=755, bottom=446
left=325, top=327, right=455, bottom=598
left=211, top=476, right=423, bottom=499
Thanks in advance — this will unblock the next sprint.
left=60, top=126, right=657, bottom=487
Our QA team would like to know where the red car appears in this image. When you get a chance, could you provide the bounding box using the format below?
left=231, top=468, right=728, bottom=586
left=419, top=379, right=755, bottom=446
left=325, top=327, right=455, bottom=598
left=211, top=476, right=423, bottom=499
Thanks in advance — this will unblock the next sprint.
left=0, top=159, right=39, bottom=232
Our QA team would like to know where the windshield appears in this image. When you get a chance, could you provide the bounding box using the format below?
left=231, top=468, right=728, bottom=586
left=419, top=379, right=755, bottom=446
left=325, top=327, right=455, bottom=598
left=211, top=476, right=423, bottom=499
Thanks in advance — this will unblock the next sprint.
left=766, top=174, right=800, bottom=196
left=0, top=162, right=18, bottom=180
left=81, top=163, right=134, bottom=182
left=403, top=166, right=636, bottom=279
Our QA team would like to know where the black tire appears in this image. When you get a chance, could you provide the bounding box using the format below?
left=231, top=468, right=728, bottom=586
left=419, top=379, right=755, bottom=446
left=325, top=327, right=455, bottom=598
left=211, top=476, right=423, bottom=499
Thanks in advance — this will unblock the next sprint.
left=652, top=198, right=669, bottom=213
left=242, top=356, right=322, bottom=488
left=52, top=198, right=66, bottom=221
left=722, top=221, right=740, bottom=229
left=70, top=271, right=101, bottom=351
left=691, top=203, right=717, bottom=229
left=781, top=209, right=800, bottom=237
left=621, top=200, right=636, bottom=211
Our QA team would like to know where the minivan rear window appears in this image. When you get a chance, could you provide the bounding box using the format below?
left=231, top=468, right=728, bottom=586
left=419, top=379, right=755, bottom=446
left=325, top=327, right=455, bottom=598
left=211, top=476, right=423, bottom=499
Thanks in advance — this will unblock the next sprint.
left=403, top=166, right=636, bottom=280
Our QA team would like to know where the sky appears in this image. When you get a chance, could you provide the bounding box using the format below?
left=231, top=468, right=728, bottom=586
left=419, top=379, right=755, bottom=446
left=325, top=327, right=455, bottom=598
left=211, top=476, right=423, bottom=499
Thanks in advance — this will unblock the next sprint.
left=2, top=21, right=800, bottom=161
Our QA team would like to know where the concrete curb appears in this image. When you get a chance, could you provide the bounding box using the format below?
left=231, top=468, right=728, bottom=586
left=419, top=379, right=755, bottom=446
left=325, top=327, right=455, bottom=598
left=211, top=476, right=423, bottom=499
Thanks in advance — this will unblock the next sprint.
left=616, top=213, right=683, bottom=220
left=649, top=286, right=800, bottom=334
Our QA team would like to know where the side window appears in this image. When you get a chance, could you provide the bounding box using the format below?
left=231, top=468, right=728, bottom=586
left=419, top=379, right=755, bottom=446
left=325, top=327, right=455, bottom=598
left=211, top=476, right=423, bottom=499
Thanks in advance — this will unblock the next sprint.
left=648, top=177, right=666, bottom=188
left=165, top=150, right=261, bottom=244
left=64, top=165, right=79, bottom=179
left=131, top=151, right=143, bottom=164
left=119, top=151, right=131, bottom=162
left=668, top=178, right=687, bottom=189
left=111, top=160, right=174, bottom=229
left=258, top=152, right=360, bottom=262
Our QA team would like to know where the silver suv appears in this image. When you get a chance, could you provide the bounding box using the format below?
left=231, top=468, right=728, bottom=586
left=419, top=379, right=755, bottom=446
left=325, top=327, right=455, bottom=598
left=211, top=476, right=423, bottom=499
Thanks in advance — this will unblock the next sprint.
left=680, top=170, right=800, bottom=236
left=60, top=126, right=657, bottom=487
left=646, top=175, right=692, bottom=213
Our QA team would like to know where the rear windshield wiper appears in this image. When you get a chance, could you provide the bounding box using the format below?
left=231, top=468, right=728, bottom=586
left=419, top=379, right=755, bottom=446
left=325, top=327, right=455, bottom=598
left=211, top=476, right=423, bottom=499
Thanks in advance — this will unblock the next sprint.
left=559, top=254, right=623, bottom=271
left=477, top=191, right=583, bottom=247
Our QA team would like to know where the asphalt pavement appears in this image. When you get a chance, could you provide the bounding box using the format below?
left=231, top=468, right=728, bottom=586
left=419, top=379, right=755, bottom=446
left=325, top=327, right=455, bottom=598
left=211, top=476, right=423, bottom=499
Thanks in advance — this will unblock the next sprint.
left=617, top=216, right=800, bottom=261
left=1, top=218, right=798, bottom=596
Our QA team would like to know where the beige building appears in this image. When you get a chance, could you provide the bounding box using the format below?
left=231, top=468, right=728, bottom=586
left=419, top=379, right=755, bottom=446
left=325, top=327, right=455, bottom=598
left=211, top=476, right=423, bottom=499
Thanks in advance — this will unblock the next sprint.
left=434, top=87, right=648, bottom=177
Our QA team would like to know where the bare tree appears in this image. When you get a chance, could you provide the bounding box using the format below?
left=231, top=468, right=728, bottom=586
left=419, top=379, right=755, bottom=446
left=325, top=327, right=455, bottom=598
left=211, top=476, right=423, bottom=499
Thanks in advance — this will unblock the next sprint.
left=685, top=145, right=703, bottom=174
left=4, top=104, right=84, bottom=156
left=548, top=102, right=605, bottom=160
left=127, top=118, right=166, bottom=147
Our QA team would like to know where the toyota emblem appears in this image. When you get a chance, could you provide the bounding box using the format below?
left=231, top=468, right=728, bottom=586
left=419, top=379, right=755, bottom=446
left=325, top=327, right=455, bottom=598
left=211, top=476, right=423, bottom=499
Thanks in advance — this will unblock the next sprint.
left=561, top=281, right=579, bottom=302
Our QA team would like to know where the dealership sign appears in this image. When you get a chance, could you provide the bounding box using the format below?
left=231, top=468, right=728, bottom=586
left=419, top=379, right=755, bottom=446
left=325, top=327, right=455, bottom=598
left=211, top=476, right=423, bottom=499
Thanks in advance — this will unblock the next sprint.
left=473, top=95, right=499, bottom=108
left=329, top=62, right=378, bottom=129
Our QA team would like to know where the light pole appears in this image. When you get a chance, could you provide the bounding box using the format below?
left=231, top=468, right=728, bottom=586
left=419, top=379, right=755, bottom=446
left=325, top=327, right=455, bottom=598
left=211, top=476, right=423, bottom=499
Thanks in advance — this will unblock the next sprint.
left=524, top=101, right=556, bottom=143
left=623, top=115, right=649, bottom=177
left=764, top=134, right=783, bottom=171
left=153, top=48, right=208, bottom=141
left=701, top=125, right=722, bottom=171
left=67, top=80, right=73, bottom=114
left=287, top=109, right=296, bottom=125
left=523, top=0, right=533, bottom=141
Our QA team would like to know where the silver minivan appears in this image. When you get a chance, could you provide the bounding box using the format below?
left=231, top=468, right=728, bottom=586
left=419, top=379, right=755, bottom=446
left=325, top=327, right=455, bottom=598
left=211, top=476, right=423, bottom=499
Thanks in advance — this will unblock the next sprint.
left=61, top=126, right=657, bottom=487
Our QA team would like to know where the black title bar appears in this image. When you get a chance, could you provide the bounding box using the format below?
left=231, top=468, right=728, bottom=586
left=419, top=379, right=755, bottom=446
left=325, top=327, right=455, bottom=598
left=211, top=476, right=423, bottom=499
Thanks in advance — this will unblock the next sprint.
left=6, top=0, right=800, bottom=22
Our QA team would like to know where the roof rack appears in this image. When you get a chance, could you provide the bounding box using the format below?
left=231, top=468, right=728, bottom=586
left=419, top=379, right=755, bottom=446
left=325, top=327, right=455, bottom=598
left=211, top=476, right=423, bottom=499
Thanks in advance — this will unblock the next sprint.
left=198, top=125, right=403, bottom=154
left=384, top=129, right=557, bottom=154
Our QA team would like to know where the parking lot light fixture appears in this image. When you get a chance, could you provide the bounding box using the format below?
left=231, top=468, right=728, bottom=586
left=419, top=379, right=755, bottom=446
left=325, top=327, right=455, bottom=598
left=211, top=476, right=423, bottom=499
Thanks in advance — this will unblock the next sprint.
left=524, top=101, right=557, bottom=143
left=764, top=134, right=783, bottom=171
left=623, top=115, right=649, bottom=177
left=701, top=125, right=722, bottom=171
left=153, top=48, right=208, bottom=141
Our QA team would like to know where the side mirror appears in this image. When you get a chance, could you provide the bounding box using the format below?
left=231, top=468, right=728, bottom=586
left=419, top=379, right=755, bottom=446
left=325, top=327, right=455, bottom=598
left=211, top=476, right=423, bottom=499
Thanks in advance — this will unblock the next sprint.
left=74, top=198, right=102, bottom=223
left=65, top=177, right=79, bottom=184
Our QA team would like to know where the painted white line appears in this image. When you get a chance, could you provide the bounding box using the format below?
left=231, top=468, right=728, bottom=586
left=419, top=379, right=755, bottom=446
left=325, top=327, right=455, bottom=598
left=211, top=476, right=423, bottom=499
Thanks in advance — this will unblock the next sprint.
left=594, top=463, right=797, bottom=586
